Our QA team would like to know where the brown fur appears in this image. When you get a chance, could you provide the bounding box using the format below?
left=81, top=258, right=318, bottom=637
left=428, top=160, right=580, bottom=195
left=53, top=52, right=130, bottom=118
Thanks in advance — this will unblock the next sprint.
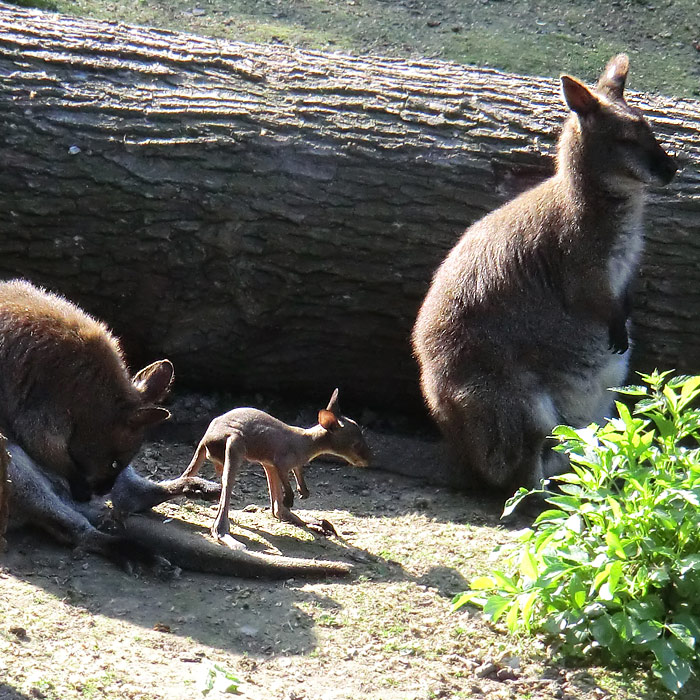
left=412, top=55, right=677, bottom=493
left=0, top=279, right=171, bottom=496
left=2, top=280, right=351, bottom=577
left=181, top=389, right=371, bottom=545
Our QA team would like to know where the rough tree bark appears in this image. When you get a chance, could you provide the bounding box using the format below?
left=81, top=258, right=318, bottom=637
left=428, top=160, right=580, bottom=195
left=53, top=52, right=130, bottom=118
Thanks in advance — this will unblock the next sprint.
left=0, top=4, right=698, bottom=413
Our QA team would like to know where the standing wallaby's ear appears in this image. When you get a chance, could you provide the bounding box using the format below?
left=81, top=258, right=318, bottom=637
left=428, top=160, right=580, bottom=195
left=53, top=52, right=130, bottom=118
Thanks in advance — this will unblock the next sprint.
left=128, top=406, right=171, bottom=428
left=596, top=53, right=629, bottom=100
left=318, top=409, right=340, bottom=432
left=132, top=359, right=174, bottom=404
left=326, top=388, right=341, bottom=415
left=561, top=75, right=600, bottom=116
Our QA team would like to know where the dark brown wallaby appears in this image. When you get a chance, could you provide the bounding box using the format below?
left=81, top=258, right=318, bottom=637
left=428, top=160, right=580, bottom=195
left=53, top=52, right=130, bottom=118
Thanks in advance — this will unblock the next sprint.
left=1, top=280, right=351, bottom=578
left=412, top=55, right=677, bottom=493
left=181, top=389, right=371, bottom=547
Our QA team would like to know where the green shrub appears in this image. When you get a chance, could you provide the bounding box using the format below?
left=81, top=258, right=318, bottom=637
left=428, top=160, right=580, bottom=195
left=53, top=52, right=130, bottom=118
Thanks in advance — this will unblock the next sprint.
left=453, top=371, right=700, bottom=693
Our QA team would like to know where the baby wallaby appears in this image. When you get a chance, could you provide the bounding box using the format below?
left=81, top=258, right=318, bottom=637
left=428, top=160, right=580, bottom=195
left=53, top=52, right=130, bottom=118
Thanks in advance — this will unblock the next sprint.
left=181, top=389, right=371, bottom=547
left=412, top=54, right=677, bottom=493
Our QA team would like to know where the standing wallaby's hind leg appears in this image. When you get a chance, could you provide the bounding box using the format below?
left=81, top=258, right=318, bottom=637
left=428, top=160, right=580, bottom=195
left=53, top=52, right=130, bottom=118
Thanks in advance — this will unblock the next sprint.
left=7, top=446, right=176, bottom=577
left=109, top=465, right=220, bottom=516
left=211, top=436, right=246, bottom=549
left=434, top=382, right=553, bottom=492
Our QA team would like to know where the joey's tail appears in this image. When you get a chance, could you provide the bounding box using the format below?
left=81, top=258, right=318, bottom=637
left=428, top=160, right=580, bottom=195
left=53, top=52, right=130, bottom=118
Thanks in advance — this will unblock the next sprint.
left=118, top=512, right=353, bottom=579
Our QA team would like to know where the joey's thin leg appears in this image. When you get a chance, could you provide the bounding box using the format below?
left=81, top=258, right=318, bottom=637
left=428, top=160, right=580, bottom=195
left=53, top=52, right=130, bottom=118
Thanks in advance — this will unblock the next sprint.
left=291, top=465, right=310, bottom=499
left=261, top=463, right=336, bottom=536
left=211, top=435, right=245, bottom=548
left=180, top=441, right=208, bottom=478
left=280, top=469, right=295, bottom=508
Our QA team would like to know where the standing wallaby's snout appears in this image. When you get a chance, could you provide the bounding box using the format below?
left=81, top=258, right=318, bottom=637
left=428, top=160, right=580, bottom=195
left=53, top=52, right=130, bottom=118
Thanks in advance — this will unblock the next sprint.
left=412, top=54, right=677, bottom=494
left=181, top=388, right=372, bottom=547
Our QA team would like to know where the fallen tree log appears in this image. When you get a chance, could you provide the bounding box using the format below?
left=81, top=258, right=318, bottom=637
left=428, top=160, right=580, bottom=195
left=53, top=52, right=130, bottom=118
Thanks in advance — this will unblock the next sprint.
left=0, top=4, right=698, bottom=413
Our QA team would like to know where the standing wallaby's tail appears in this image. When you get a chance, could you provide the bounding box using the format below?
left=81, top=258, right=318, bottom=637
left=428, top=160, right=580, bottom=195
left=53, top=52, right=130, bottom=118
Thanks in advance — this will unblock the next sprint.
left=118, top=512, right=353, bottom=579
left=0, top=434, right=9, bottom=552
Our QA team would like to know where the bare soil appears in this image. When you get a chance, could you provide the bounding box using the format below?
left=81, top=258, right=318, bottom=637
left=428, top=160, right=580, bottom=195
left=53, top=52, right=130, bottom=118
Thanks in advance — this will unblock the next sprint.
left=1, top=428, right=693, bottom=700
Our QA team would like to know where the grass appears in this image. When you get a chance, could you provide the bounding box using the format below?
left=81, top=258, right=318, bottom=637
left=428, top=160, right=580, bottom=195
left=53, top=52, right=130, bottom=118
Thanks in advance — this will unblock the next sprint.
left=9, top=0, right=700, bottom=98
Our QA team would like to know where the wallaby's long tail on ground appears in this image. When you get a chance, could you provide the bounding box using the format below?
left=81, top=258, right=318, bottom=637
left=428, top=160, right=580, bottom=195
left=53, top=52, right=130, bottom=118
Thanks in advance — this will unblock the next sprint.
left=119, top=512, right=353, bottom=579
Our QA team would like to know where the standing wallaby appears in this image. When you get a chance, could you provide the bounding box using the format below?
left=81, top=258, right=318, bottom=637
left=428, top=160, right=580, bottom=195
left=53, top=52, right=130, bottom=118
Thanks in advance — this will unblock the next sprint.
left=412, top=55, right=677, bottom=493
left=180, top=389, right=371, bottom=547
left=1, top=280, right=351, bottom=578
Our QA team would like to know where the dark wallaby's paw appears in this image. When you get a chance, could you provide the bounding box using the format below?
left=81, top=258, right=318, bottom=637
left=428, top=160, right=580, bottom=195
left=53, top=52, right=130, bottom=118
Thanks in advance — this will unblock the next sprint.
left=97, top=507, right=126, bottom=532
left=107, top=537, right=179, bottom=579
left=608, top=322, right=629, bottom=354
left=179, top=476, right=221, bottom=501
left=283, top=491, right=295, bottom=509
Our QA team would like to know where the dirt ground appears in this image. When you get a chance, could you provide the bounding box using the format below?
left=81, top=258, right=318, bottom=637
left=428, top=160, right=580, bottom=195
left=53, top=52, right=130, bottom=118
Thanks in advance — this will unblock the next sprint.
left=1, top=422, right=693, bottom=700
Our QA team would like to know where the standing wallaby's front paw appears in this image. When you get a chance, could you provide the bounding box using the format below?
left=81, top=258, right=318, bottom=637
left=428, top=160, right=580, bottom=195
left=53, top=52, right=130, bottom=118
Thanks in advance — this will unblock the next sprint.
left=608, top=318, right=629, bottom=354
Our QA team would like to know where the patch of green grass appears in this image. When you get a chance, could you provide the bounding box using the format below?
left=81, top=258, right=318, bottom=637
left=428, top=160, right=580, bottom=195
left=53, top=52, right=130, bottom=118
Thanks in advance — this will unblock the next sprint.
left=10, top=0, right=699, bottom=98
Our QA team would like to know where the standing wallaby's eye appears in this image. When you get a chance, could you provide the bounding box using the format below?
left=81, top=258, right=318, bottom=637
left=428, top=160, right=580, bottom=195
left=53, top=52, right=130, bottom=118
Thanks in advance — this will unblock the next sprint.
left=111, top=460, right=121, bottom=470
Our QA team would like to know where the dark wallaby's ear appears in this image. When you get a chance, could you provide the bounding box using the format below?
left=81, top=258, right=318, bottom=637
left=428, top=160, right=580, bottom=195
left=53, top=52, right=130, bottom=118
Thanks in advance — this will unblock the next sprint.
left=596, top=53, right=629, bottom=100
left=561, top=75, right=600, bottom=116
left=128, top=406, right=171, bottom=429
left=318, top=409, right=340, bottom=432
left=132, top=359, right=174, bottom=403
left=326, top=388, right=341, bottom=415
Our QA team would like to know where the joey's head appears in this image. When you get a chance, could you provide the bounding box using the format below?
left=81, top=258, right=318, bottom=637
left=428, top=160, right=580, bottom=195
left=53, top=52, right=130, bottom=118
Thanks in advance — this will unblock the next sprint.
left=317, top=388, right=372, bottom=467
left=558, top=54, right=677, bottom=194
left=72, top=359, right=174, bottom=495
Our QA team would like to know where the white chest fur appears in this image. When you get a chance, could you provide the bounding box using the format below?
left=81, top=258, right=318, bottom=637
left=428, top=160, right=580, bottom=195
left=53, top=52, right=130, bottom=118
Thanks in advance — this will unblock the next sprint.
left=607, top=196, right=644, bottom=298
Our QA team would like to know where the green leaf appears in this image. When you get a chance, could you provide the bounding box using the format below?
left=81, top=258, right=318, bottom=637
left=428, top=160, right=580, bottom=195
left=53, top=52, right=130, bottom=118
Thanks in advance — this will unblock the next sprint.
left=612, top=385, right=649, bottom=396
left=591, top=615, right=616, bottom=647
left=502, top=487, right=534, bottom=518
left=469, top=576, right=496, bottom=591
left=631, top=619, right=662, bottom=644
left=519, top=549, right=539, bottom=581
left=483, top=595, right=513, bottom=623
left=655, top=655, right=693, bottom=693
left=605, top=531, right=627, bottom=560
left=649, top=638, right=678, bottom=666
left=679, top=376, right=700, bottom=410
left=667, top=623, right=696, bottom=650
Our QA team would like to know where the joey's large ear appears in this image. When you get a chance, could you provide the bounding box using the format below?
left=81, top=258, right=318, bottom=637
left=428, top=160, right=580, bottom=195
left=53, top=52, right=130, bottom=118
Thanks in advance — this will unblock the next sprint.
left=561, top=75, right=599, bottom=116
left=132, top=359, right=174, bottom=403
left=326, top=388, right=340, bottom=415
left=596, top=53, right=629, bottom=100
left=128, top=406, right=171, bottom=429
left=318, top=409, right=340, bottom=432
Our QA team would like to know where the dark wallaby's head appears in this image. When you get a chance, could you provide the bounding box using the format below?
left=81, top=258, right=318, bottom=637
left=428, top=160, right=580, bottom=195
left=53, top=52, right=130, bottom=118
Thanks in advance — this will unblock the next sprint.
left=558, top=54, right=677, bottom=193
left=317, top=388, right=371, bottom=467
left=74, top=359, right=174, bottom=494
